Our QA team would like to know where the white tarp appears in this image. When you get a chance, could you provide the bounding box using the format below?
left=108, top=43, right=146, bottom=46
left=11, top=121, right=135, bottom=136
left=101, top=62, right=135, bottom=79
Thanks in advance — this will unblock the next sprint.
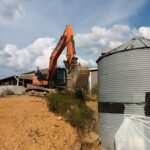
left=115, top=115, right=150, bottom=150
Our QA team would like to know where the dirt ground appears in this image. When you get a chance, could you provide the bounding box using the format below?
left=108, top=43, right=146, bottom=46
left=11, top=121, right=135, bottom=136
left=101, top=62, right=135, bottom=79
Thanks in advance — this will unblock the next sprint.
left=0, top=95, right=78, bottom=150
left=86, top=98, right=98, bottom=132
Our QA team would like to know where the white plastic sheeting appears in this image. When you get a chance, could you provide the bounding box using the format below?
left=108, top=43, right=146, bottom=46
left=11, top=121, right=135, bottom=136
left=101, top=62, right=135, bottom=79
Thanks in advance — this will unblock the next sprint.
left=115, top=115, right=150, bottom=150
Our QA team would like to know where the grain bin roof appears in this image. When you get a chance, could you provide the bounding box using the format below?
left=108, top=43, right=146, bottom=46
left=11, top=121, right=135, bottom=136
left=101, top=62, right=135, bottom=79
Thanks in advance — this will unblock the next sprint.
left=96, top=37, right=150, bottom=63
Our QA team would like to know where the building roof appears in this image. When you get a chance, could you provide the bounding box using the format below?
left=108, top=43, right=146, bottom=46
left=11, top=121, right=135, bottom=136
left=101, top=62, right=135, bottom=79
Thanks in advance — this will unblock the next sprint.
left=96, top=37, right=150, bottom=63
left=18, top=68, right=48, bottom=80
left=0, top=68, right=48, bottom=81
left=0, top=76, right=15, bottom=83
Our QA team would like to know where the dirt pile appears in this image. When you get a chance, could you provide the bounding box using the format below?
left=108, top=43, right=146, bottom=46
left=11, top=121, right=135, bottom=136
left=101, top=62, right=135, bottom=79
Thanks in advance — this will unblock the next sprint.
left=0, top=95, right=77, bottom=150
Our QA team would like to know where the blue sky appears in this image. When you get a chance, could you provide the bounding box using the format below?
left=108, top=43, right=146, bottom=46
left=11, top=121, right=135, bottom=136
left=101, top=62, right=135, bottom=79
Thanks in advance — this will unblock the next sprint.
left=0, top=0, right=150, bottom=78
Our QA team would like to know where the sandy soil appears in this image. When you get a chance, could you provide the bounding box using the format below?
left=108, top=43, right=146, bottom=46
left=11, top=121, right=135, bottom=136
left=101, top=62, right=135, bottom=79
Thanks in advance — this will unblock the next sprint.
left=0, top=95, right=77, bottom=150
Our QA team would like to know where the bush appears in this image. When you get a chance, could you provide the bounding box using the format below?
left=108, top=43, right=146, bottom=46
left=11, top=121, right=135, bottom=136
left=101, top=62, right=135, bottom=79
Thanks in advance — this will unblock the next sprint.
left=64, top=103, right=93, bottom=130
left=47, top=90, right=76, bottom=114
left=75, top=89, right=87, bottom=102
left=2, top=89, right=14, bottom=96
left=47, top=90, right=93, bottom=130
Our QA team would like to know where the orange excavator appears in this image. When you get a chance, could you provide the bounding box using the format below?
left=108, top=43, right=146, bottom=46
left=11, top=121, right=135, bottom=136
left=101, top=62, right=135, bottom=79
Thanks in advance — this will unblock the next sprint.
left=27, top=24, right=89, bottom=95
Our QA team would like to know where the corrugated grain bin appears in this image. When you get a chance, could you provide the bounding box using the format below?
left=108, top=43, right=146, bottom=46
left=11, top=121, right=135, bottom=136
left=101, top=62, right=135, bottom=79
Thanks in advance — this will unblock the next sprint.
left=96, top=37, right=150, bottom=150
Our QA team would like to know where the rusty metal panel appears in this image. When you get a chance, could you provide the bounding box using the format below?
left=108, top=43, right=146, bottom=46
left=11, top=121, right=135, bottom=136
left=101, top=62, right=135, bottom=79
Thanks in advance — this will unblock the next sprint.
left=90, top=71, right=98, bottom=88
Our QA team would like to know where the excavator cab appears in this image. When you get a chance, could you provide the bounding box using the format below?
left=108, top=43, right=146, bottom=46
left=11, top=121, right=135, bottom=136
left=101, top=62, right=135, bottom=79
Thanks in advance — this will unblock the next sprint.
left=33, top=67, right=67, bottom=87
left=53, top=68, right=67, bottom=87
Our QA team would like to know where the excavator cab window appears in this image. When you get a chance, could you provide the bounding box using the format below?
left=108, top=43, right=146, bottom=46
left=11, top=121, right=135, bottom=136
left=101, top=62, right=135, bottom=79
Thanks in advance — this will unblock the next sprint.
left=54, top=68, right=67, bottom=86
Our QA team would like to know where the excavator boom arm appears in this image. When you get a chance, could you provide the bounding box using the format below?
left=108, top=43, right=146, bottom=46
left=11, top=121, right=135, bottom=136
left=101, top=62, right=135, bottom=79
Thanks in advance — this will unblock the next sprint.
left=48, top=24, right=76, bottom=81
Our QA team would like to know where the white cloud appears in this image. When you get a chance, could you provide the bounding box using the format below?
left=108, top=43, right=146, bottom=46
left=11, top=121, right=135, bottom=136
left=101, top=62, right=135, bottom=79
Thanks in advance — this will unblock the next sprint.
left=139, top=27, right=150, bottom=39
left=78, top=56, right=97, bottom=68
left=75, top=24, right=150, bottom=54
left=75, top=24, right=129, bottom=54
left=0, top=37, right=79, bottom=76
left=0, top=37, right=56, bottom=72
left=0, top=0, right=25, bottom=25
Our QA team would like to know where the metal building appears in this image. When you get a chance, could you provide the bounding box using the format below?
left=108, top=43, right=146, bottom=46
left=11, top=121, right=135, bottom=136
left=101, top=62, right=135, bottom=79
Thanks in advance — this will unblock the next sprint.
left=96, top=37, right=150, bottom=150
left=0, top=69, right=47, bottom=87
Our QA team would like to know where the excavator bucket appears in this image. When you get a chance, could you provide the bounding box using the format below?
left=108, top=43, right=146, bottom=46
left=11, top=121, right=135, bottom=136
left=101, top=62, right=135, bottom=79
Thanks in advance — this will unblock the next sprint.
left=67, top=64, right=89, bottom=91
left=63, top=57, right=78, bottom=73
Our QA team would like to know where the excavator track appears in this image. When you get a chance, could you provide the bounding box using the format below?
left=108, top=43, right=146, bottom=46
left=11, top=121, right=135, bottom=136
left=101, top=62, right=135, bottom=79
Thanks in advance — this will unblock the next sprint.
left=26, top=85, right=57, bottom=97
